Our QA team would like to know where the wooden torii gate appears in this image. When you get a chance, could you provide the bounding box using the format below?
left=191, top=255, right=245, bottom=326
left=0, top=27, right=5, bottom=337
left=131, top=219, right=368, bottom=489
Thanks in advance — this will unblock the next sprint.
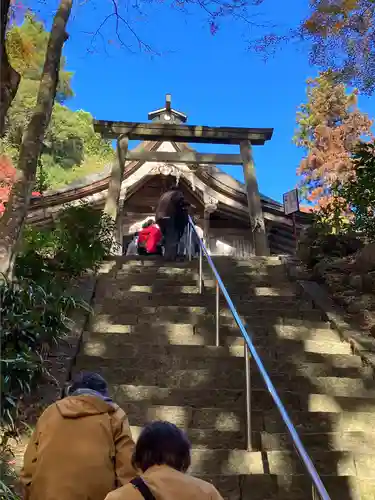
left=94, top=95, right=273, bottom=256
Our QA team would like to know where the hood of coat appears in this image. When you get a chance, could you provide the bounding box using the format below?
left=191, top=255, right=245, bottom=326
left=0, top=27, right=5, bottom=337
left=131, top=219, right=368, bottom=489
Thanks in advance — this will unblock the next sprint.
left=56, top=394, right=118, bottom=419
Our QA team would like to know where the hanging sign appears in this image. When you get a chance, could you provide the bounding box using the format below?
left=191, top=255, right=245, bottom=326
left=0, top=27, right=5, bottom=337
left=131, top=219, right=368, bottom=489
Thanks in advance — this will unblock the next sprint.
left=283, top=189, right=299, bottom=215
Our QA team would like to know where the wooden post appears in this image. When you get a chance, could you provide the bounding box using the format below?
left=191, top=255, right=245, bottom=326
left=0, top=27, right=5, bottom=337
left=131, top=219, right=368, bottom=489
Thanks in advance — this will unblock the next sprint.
left=203, top=196, right=218, bottom=253
left=240, top=141, right=269, bottom=256
left=117, top=201, right=124, bottom=256
left=104, top=134, right=129, bottom=254
left=104, top=135, right=129, bottom=219
left=292, top=212, right=297, bottom=251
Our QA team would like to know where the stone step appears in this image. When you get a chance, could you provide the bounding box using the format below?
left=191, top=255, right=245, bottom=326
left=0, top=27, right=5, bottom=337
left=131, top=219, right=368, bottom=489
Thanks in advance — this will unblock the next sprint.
left=258, top=430, right=375, bottom=454
left=76, top=357, right=375, bottom=396
left=113, top=256, right=283, bottom=267
left=204, top=274, right=287, bottom=286
left=112, top=384, right=375, bottom=412
left=92, top=305, right=325, bottom=325
left=210, top=256, right=284, bottom=266
left=82, top=338, right=365, bottom=378
left=193, top=473, right=375, bottom=500
left=76, top=355, right=245, bottom=389
left=121, top=402, right=375, bottom=436
left=128, top=425, right=375, bottom=454
left=87, top=325, right=351, bottom=356
left=209, top=262, right=286, bottom=273
left=255, top=324, right=342, bottom=343
left=99, top=274, right=291, bottom=291
left=84, top=336, right=246, bottom=358
left=218, top=305, right=320, bottom=318
left=113, top=384, right=245, bottom=409
left=93, top=291, right=300, bottom=309
left=112, top=267, right=199, bottom=279
left=127, top=275, right=289, bottom=288
left=106, top=257, right=196, bottom=267
left=122, top=402, right=245, bottom=430
left=100, top=274, right=201, bottom=287
left=101, top=255, right=286, bottom=275
left=98, top=258, right=282, bottom=272
left=97, top=262, right=291, bottom=281
left=84, top=329, right=351, bottom=355
left=129, top=424, right=245, bottom=449
left=89, top=321, right=341, bottom=344
left=264, top=409, right=374, bottom=435
left=95, top=282, right=296, bottom=298
left=91, top=313, right=330, bottom=334
left=188, top=449, right=374, bottom=478
left=204, top=276, right=291, bottom=289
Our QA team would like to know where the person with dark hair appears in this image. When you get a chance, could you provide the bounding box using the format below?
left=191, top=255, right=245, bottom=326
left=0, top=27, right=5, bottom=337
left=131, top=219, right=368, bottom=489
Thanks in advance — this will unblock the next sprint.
left=155, top=188, right=190, bottom=261
left=142, top=219, right=155, bottom=229
left=105, top=421, right=224, bottom=500
left=21, top=371, right=136, bottom=500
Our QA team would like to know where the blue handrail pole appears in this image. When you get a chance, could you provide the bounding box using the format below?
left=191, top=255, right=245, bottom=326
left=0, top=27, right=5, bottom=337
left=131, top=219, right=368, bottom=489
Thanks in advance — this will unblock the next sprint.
left=187, top=216, right=331, bottom=500
left=198, top=244, right=203, bottom=294
left=188, top=224, right=192, bottom=262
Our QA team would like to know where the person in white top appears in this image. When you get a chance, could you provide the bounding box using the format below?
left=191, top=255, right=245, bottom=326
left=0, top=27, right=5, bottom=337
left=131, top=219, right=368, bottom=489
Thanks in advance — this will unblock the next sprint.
left=126, top=233, right=139, bottom=256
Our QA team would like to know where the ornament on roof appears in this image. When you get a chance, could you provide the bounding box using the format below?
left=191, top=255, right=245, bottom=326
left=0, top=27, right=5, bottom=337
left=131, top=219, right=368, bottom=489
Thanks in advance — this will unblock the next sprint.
left=150, top=163, right=180, bottom=180
left=147, top=94, right=188, bottom=124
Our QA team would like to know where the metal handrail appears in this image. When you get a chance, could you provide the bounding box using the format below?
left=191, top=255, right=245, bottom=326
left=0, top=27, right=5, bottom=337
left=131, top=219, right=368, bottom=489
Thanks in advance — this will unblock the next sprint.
left=186, top=216, right=330, bottom=500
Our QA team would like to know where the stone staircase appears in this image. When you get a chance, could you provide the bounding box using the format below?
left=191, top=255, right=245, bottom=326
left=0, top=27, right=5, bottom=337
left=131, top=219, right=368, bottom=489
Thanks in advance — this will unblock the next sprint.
left=75, top=256, right=375, bottom=500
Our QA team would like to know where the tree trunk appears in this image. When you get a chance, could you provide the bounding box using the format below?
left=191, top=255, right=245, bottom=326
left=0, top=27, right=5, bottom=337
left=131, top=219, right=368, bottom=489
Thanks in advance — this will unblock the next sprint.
left=0, top=0, right=73, bottom=277
left=0, top=0, right=20, bottom=136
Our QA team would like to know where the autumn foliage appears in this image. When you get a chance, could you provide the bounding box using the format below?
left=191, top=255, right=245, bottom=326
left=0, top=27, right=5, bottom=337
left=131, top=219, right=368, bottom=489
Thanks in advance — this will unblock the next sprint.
left=301, top=0, right=375, bottom=94
left=294, top=71, right=373, bottom=209
left=0, top=155, right=16, bottom=214
left=0, top=155, right=40, bottom=215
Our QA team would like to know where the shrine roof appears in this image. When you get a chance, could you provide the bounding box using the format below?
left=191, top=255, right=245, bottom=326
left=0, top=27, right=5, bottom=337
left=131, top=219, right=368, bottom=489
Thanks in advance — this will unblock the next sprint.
left=38, top=151, right=282, bottom=212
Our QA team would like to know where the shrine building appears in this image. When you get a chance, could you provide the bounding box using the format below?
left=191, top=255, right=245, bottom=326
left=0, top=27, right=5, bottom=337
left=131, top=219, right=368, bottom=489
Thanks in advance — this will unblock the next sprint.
left=27, top=96, right=311, bottom=256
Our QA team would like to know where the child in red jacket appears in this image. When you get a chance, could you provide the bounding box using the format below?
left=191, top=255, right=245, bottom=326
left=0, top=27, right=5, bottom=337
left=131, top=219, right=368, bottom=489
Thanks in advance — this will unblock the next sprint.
left=137, top=220, right=163, bottom=255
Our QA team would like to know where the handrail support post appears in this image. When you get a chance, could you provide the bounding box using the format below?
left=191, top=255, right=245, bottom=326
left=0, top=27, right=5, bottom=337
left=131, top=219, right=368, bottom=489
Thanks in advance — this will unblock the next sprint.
left=245, top=344, right=252, bottom=451
left=215, top=280, right=220, bottom=347
left=312, top=485, right=319, bottom=500
left=199, top=244, right=203, bottom=294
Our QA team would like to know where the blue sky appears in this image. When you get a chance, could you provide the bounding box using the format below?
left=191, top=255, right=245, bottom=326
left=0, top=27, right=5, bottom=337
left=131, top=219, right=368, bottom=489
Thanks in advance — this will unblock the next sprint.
left=29, top=0, right=374, bottom=202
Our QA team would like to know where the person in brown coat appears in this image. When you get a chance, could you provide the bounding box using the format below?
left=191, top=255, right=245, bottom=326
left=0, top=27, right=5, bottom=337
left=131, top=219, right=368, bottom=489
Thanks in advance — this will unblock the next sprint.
left=105, top=421, right=224, bottom=500
left=21, top=371, right=136, bottom=500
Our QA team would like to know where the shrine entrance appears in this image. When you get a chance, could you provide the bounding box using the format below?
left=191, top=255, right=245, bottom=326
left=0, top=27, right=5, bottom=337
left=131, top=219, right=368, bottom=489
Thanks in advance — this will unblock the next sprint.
left=94, top=94, right=273, bottom=256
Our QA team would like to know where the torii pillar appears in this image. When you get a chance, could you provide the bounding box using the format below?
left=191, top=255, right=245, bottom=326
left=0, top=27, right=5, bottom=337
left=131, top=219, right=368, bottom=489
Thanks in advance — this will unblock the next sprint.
left=240, top=141, right=269, bottom=256
left=104, top=134, right=129, bottom=255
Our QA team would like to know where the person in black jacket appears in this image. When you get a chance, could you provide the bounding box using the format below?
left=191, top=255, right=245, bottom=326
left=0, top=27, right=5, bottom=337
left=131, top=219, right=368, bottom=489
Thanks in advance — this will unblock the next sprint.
left=155, top=187, right=189, bottom=261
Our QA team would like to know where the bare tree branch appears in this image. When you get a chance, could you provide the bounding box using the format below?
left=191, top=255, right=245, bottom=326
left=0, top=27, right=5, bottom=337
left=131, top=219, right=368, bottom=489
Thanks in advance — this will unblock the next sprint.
left=78, top=0, right=271, bottom=60
left=81, top=0, right=157, bottom=55
left=110, top=0, right=155, bottom=53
